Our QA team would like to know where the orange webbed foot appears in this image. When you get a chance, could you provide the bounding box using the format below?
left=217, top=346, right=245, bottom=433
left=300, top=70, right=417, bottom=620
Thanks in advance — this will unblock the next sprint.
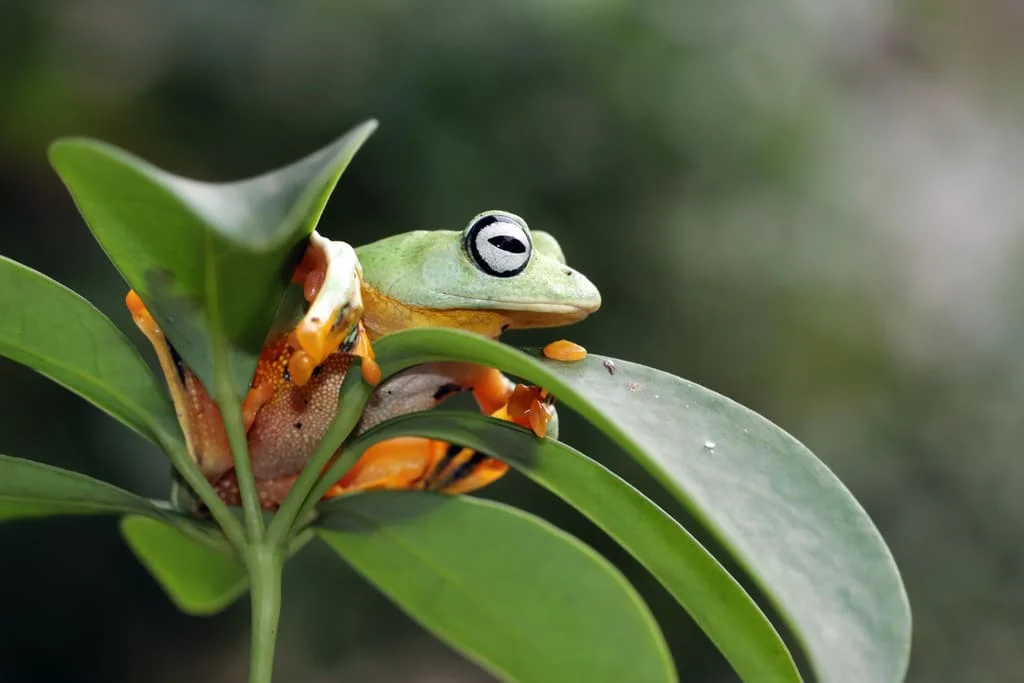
left=288, top=232, right=365, bottom=386
left=502, top=383, right=555, bottom=438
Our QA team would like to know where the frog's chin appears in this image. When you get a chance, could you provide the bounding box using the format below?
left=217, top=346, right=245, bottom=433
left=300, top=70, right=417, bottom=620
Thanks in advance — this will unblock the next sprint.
left=498, top=305, right=598, bottom=330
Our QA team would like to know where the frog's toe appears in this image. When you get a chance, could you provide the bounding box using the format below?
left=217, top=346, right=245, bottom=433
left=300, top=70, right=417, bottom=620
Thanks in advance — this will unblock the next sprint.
left=293, top=315, right=332, bottom=366
left=125, top=290, right=158, bottom=334
left=241, top=383, right=275, bottom=432
left=527, top=399, right=555, bottom=438
left=497, top=384, right=555, bottom=438
left=351, top=322, right=381, bottom=386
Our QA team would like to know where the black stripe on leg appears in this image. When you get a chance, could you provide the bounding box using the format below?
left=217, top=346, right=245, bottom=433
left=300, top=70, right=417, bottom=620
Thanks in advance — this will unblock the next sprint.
left=432, top=383, right=463, bottom=401
left=423, top=443, right=467, bottom=490
left=440, top=452, right=487, bottom=489
left=168, top=345, right=187, bottom=384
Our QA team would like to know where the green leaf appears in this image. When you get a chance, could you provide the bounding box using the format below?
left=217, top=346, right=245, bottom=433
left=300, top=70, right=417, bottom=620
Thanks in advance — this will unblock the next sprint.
left=337, top=411, right=801, bottom=683
left=49, top=121, right=377, bottom=397
left=0, top=452, right=228, bottom=544
left=0, top=452, right=170, bottom=521
left=121, top=515, right=248, bottom=616
left=359, top=329, right=911, bottom=683
left=317, top=491, right=675, bottom=683
left=0, top=256, right=179, bottom=445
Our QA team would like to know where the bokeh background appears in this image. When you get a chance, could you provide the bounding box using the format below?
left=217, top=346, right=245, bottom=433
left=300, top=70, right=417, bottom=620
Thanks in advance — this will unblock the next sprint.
left=1, top=0, right=1021, bottom=681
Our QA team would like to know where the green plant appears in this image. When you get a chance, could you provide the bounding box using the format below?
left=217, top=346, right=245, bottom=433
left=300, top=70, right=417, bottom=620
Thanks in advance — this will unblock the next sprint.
left=0, top=121, right=910, bottom=683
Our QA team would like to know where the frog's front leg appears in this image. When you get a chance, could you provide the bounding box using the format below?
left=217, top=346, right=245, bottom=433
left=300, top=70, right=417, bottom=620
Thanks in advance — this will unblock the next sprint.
left=237, top=231, right=375, bottom=432
left=370, top=361, right=548, bottom=430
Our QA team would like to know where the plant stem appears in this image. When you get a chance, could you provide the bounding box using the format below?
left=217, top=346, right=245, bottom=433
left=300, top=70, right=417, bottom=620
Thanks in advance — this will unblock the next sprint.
left=204, top=232, right=264, bottom=542
left=218, top=384, right=265, bottom=541
left=156, top=432, right=247, bottom=551
left=248, top=544, right=283, bottom=683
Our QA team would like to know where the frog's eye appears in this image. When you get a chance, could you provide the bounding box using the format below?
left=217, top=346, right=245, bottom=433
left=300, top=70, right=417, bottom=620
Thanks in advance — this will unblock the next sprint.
left=463, top=211, right=533, bottom=278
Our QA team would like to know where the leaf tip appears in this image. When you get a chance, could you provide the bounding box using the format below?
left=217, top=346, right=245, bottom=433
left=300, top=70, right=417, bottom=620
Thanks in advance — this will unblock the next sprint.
left=47, top=137, right=83, bottom=170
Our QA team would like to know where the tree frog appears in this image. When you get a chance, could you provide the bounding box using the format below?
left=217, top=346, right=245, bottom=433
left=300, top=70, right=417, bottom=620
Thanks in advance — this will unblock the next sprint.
left=128, top=210, right=601, bottom=509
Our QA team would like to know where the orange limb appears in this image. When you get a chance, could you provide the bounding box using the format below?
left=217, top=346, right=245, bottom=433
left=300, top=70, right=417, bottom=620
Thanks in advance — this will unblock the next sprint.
left=126, top=290, right=234, bottom=481
left=324, top=433, right=513, bottom=500
left=286, top=344, right=319, bottom=387
left=423, top=445, right=509, bottom=495
left=288, top=236, right=367, bottom=385
left=241, top=383, right=275, bottom=432
left=292, top=317, right=351, bottom=380
left=469, top=366, right=515, bottom=415
left=335, top=437, right=449, bottom=493
left=437, top=459, right=508, bottom=495
left=287, top=239, right=333, bottom=385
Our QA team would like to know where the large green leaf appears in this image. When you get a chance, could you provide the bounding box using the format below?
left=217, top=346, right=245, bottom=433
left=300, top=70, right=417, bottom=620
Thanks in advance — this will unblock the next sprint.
left=317, top=491, right=675, bottom=683
left=49, top=121, right=377, bottom=397
left=334, top=411, right=801, bottom=683
left=0, top=256, right=179, bottom=445
left=338, top=329, right=910, bottom=683
left=0, top=453, right=165, bottom=521
left=121, top=515, right=247, bottom=616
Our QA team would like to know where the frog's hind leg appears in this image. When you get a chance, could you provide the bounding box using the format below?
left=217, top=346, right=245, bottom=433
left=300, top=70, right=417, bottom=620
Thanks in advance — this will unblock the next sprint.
left=421, top=445, right=509, bottom=495
left=333, top=437, right=448, bottom=493
left=125, top=290, right=233, bottom=481
left=328, top=438, right=506, bottom=497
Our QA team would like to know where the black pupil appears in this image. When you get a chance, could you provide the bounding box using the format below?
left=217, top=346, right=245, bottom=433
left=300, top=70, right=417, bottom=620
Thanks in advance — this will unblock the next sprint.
left=487, top=234, right=526, bottom=253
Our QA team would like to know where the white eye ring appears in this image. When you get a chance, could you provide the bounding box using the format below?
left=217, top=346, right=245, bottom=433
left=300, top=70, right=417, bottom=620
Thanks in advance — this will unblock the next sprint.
left=463, top=211, right=533, bottom=278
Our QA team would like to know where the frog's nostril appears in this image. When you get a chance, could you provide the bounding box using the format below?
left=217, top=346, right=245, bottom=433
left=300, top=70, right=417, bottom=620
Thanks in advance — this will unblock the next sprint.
left=565, top=270, right=573, bottom=277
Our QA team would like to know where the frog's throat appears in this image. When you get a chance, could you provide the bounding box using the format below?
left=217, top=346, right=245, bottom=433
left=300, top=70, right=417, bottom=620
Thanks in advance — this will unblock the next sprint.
left=359, top=283, right=591, bottom=340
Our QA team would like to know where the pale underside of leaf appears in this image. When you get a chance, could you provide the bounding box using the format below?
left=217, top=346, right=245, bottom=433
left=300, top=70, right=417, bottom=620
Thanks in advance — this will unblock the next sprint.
left=121, top=515, right=247, bottom=616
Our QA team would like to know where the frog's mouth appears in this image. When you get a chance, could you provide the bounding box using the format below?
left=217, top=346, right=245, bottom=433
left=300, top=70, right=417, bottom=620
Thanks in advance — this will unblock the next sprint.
left=434, top=294, right=601, bottom=317
left=360, top=283, right=600, bottom=339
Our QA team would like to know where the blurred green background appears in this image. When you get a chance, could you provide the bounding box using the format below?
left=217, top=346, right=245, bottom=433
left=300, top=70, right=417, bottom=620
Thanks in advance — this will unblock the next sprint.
left=1, top=0, right=1021, bottom=681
